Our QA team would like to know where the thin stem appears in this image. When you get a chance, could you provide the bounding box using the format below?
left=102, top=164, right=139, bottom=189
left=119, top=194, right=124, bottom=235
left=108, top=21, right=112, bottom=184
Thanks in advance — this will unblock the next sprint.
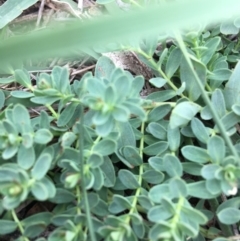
left=136, top=49, right=186, bottom=98
left=125, top=119, right=146, bottom=223
left=175, top=32, right=239, bottom=161
left=11, top=209, right=30, bottom=241
left=46, top=104, right=58, bottom=119
left=78, top=105, right=96, bottom=241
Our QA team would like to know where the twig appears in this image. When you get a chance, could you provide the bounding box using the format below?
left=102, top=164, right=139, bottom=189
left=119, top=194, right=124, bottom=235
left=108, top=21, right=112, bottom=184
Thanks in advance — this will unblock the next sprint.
left=36, top=0, right=46, bottom=27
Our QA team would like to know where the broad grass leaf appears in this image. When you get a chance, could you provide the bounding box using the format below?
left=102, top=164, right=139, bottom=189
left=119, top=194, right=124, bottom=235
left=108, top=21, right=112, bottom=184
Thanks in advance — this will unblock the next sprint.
left=0, top=90, right=5, bottom=110
left=217, top=207, right=240, bottom=224
left=0, top=0, right=39, bottom=29
left=1, top=0, right=240, bottom=73
left=170, top=102, right=201, bottom=129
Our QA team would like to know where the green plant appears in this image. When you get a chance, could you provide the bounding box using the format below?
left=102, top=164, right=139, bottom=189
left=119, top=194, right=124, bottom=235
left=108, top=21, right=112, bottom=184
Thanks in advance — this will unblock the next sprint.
left=1, top=0, right=240, bottom=241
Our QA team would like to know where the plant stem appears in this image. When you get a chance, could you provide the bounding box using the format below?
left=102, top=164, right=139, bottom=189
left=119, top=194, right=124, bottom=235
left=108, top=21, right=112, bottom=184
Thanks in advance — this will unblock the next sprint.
left=11, top=209, right=30, bottom=241
left=78, top=105, right=96, bottom=241
left=175, top=32, right=239, bottom=161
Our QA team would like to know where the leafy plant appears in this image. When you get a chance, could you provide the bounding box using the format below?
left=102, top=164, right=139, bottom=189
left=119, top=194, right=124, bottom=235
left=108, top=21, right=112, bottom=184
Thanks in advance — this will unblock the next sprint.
left=1, top=0, right=240, bottom=241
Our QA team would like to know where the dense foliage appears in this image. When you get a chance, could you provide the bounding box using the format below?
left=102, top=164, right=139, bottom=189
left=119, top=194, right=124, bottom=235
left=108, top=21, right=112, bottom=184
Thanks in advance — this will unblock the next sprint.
left=1, top=0, right=240, bottom=241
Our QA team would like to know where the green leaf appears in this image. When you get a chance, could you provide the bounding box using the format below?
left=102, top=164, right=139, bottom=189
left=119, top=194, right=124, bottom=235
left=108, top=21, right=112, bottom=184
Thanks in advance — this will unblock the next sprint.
left=148, top=104, right=172, bottom=122
left=31, top=96, right=61, bottom=105
left=188, top=181, right=219, bottom=199
left=57, top=103, right=78, bottom=127
left=17, top=145, right=35, bottom=169
left=170, top=102, right=201, bottom=128
left=49, top=188, right=75, bottom=204
left=217, top=207, right=240, bottom=224
left=169, top=178, right=188, bottom=198
left=206, top=179, right=221, bottom=195
left=0, top=220, right=17, bottom=235
left=95, top=56, right=116, bottom=79
left=211, top=89, right=226, bottom=118
left=224, top=61, right=240, bottom=108
left=217, top=197, right=240, bottom=213
left=207, top=136, right=225, bottom=164
left=2, top=145, right=18, bottom=159
left=143, top=141, right=168, bottom=156
left=163, top=154, right=183, bottom=177
left=118, top=170, right=139, bottom=189
left=191, top=118, right=209, bottom=144
left=101, top=156, right=116, bottom=187
left=147, top=90, right=176, bottom=102
left=116, top=122, right=136, bottom=167
left=51, top=66, right=70, bottom=93
left=120, top=146, right=143, bottom=166
left=112, top=105, right=130, bottom=122
left=24, top=223, right=47, bottom=238
left=180, top=58, right=206, bottom=101
left=149, top=184, right=170, bottom=203
left=148, top=157, right=164, bottom=172
left=148, top=122, right=167, bottom=140
left=12, top=104, right=31, bottom=133
left=167, top=126, right=180, bottom=152
left=31, top=182, right=48, bottom=201
left=166, top=47, right=182, bottom=78
left=14, top=69, right=32, bottom=88
left=201, top=37, right=221, bottom=65
left=11, top=91, right=34, bottom=98
left=61, top=132, right=77, bottom=147
left=87, top=153, right=103, bottom=169
left=181, top=146, right=210, bottom=163
left=109, top=194, right=132, bottom=214
left=93, top=139, right=117, bottom=156
left=148, top=205, right=173, bottom=222
left=182, top=162, right=203, bottom=176
left=149, top=77, right=167, bottom=88
left=31, top=153, right=52, bottom=180
left=142, top=170, right=164, bottom=184
left=34, top=129, right=53, bottom=144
